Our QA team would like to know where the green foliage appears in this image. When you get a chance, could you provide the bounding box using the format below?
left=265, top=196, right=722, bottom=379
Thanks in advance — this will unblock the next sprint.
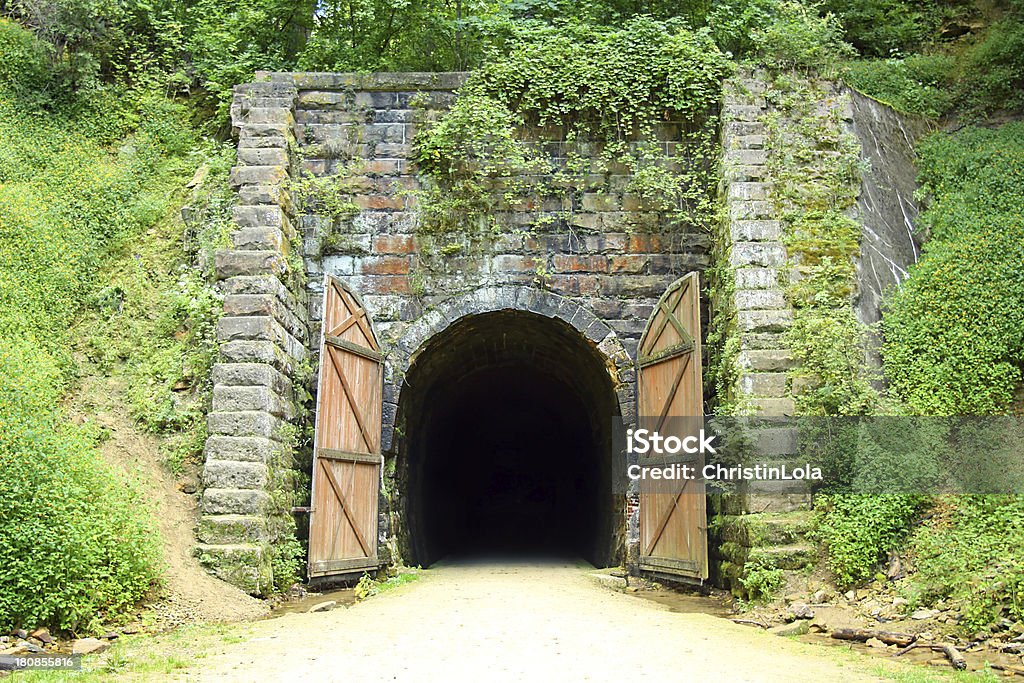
left=762, top=75, right=882, bottom=417
left=0, top=19, right=58, bottom=105
left=0, top=341, right=161, bottom=632
left=812, top=494, right=923, bottom=588
left=955, top=14, right=1024, bottom=116
left=413, top=18, right=730, bottom=234
left=353, top=569, right=421, bottom=600
left=906, top=496, right=1024, bottom=632
left=882, top=124, right=1024, bottom=415
left=184, top=0, right=313, bottom=122
left=738, top=557, right=785, bottom=602
left=823, top=0, right=970, bottom=57
left=843, top=55, right=955, bottom=117
left=0, top=62, right=203, bottom=630
left=752, top=1, right=855, bottom=74
left=270, top=537, right=305, bottom=592
left=840, top=5, right=1024, bottom=118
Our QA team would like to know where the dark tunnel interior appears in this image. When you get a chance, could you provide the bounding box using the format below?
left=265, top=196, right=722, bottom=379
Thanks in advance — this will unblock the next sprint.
left=398, top=311, right=621, bottom=568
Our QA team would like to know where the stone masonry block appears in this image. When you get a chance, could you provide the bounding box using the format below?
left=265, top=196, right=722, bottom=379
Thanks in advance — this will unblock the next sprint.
left=737, top=349, right=795, bottom=372
left=738, top=372, right=789, bottom=397
left=201, top=488, right=271, bottom=515
left=194, top=542, right=272, bottom=596
left=730, top=243, right=787, bottom=268
left=229, top=166, right=288, bottom=188
left=233, top=205, right=290, bottom=230
left=731, top=220, right=783, bottom=242
left=215, top=250, right=288, bottom=280
left=213, top=385, right=294, bottom=419
left=238, top=147, right=289, bottom=166
left=734, top=289, right=787, bottom=310
left=204, top=435, right=283, bottom=464
left=198, top=515, right=269, bottom=545
left=735, top=268, right=779, bottom=289
left=208, top=411, right=287, bottom=440
left=727, top=182, right=770, bottom=201
left=737, top=309, right=793, bottom=333
left=203, top=460, right=270, bottom=490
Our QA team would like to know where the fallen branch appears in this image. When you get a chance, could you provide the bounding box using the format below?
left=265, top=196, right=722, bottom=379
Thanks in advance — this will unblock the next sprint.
left=731, top=618, right=768, bottom=629
left=831, top=628, right=916, bottom=647
left=893, top=642, right=920, bottom=657
left=991, top=664, right=1024, bottom=677
left=937, top=643, right=966, bottom=671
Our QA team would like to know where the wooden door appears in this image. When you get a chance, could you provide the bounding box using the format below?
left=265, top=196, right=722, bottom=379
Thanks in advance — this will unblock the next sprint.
left=308, top=276, right=384, bottom=579
left=637, top=272, right=708, bottom=580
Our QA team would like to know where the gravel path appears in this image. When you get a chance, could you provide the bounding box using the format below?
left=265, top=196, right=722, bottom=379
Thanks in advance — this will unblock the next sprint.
left=176, top=561, right=886, bottom=682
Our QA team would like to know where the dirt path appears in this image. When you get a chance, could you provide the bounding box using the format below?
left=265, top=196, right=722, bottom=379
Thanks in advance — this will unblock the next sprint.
left=173, top=562, right=892, bottom=682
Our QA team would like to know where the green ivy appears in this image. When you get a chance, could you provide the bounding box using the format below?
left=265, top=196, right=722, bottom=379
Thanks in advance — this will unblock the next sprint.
left=412, top=17, right=731, bottom=236
left=882, top=124, right=1024, bottom=415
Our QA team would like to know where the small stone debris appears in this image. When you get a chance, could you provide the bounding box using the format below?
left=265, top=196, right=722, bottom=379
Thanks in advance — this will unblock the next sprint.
left=30, top=628, right=54, bottom=644
left=788, top=602, right=815, bottom=620
left=308, top=601, right=337, bottom=613
left=911, top=609, right=940, bottom=620
left=72, top=638, right=110, bottom=655
left=10, top=630, right=27, bottom=640
left=865, top=637, right=888, bottom=649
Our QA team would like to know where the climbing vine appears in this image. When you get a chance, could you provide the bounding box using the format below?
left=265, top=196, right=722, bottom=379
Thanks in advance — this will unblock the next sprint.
left=412, top=18, right=732, bottom=239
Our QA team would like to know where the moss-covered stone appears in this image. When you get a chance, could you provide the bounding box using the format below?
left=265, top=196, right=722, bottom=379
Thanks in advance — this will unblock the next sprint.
left=195, top=542, right=274, bottom=596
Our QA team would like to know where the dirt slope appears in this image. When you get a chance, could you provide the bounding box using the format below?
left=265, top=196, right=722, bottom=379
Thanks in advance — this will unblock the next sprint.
left=68, top=375, right=268, bottom=628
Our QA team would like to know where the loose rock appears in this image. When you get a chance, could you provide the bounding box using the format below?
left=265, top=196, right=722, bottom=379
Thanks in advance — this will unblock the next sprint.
left=72, top=638, right=110, bottom=655
left=769, top=621, right=810, bottom=637
left=30, top=628, right=53, bottom=644
left=308, top=601, right=337, bottom=613
left=789, top=602, right=815, bottom=620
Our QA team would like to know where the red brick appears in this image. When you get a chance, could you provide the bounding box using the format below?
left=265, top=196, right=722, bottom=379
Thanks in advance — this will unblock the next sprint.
left=627, top=234, right=666, bottom=253
left=361, top=275, right=411, bottom=295
left=372, top=235, right=417, bottom=254
left=550, top=275, right=601, bottom=297
left=609, top=255, right=648, bottom=274
left=492, top=255, right=541, bottom=273
left=363, top=159, right=405, bottom=176
left=552, top=254, right=608, bottom=273
left=358, top=256, right=410, bottom=275
left=354, top=194, right=406, bottom=210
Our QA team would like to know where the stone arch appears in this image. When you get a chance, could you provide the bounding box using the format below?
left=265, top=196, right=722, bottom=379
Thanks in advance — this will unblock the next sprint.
left=379, top=286, right=636, bottom=454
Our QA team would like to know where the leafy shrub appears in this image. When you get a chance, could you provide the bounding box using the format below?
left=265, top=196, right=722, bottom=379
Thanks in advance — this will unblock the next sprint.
left=752, top=1, right=855, bottom=73
left=907, top=496, right=1024, bottom=632
left=0, top=19, right=57, bottom=105
left=843, top=54, right=956, bottom=117
left=739, top=557, right=785, bottom=602
left=822, top=0, right=970, bottom=57
left=412, top=18, right=730, bottom=233
left=882, top=124, right=1024, bottom=415
left=812, top=494, right=923, bottom=588
left=0, top=340, right=161, bottom=632
left=956, top=15, right=1024, bottom=116
left=0, top=77, right=198, bottom=630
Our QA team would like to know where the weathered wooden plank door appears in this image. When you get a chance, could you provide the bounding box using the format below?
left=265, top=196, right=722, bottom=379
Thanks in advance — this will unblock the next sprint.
left=308, top=276, right=383, bottom=579
left=637, top=272, right=708, bottom=580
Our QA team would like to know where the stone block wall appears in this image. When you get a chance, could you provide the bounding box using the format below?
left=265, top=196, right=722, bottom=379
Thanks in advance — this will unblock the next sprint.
left=196, top=78, right=309, bottom=595
left=197, top=69, right=917, bottom=595
left=198, top=71, right=717, bottom=591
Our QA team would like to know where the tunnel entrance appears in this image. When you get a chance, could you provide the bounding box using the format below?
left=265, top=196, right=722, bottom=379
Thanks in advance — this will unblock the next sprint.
left=396, top=311, right=621, bottom=568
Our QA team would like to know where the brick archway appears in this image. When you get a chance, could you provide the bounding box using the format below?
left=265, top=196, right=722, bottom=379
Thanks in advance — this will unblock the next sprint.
left=378, top=286, right=636, bottom=455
